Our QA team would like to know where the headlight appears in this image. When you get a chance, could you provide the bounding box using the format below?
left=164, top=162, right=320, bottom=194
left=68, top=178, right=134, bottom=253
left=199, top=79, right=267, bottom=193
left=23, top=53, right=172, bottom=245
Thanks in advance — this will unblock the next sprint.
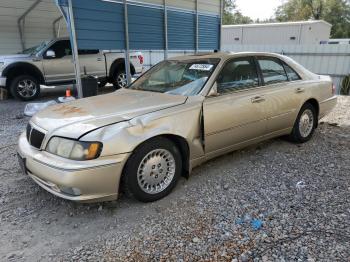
left=46, top=137, right=102, bottom=160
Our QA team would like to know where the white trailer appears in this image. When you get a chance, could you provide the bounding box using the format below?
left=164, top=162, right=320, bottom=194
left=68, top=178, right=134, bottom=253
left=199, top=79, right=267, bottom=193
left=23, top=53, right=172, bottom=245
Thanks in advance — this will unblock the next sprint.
left=222, top=20, right=331, bottom=46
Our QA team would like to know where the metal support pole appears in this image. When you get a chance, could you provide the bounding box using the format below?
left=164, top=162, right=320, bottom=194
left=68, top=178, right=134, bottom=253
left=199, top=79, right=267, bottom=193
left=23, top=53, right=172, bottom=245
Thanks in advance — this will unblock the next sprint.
left=163, top=0, right=168, bottom=59
left=219, top=0, right=223, bottom=51
left=124, top=0, right=131, bottom=86
left=53, top=16, right=63, bottom=38
left=67, top=0, right=83, bottom=98
left=17, top=0, right=42, bottom=51
left=195, top=0, right=199, bottom=54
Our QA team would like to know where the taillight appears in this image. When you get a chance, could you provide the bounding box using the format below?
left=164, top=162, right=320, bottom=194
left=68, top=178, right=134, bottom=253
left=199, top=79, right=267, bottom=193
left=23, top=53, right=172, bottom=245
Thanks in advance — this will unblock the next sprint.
left=332, top=83, right=336, bottom=95
left=138, top=55, right=144, bottom=65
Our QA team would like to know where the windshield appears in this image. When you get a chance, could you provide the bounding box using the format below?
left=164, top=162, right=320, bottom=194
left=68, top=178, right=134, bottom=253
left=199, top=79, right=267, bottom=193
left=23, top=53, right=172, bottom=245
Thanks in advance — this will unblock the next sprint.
left=129, top=59, right=220, bottom=96
left=18, top=41, right=50, bottom=55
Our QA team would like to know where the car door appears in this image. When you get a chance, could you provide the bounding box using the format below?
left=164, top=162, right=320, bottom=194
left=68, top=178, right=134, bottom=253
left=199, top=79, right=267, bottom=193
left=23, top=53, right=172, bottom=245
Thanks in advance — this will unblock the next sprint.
left=42, top=40, right=75, bottom=83
left=203, top=56, right=268, bottom=156
left=256, top=56, right=305, bottom=134
left=78, top=49, right=106, bottom=78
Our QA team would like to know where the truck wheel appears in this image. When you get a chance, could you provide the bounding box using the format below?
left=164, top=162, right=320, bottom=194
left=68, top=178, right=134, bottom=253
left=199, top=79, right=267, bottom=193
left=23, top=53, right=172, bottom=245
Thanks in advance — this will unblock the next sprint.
left=113, top=70, right=127, bottom=89
left=10, top=75, right=40, bottom=101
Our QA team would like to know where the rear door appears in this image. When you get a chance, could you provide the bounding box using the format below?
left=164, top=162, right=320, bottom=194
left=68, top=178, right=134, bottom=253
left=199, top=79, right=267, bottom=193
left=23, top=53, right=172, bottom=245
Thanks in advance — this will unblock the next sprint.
left=78, top=49, right=106, bottom=78
left=256, top=56, right=305, bottom=134
left=203, top=56, right=268, bottom=155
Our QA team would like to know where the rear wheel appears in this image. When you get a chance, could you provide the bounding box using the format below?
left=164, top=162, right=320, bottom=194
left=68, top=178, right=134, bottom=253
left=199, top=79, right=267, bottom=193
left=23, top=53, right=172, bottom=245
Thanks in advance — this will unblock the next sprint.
left=289, top=103, right=317, bottom=143
left=10, top=75, right=40, bottom=101
left=113, top=69, right=127, bottom=89
left=123, top=137, right=182, bottom=202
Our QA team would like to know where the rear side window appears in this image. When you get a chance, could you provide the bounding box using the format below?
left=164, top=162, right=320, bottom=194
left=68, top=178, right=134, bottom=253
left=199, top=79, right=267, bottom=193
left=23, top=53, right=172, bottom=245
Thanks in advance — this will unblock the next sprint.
left=258, top=57, right=288, bottom=85
left=283, top=63, right=301, bottom=81
left=217, top=57, right=259, bottom=93
left=78, top=49, right=99, bottom=55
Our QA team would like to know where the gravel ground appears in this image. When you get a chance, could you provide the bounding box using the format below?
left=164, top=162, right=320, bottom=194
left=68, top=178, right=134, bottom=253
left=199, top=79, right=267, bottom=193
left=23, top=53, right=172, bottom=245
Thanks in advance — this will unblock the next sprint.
left=0, top=94, right=349, bottom=261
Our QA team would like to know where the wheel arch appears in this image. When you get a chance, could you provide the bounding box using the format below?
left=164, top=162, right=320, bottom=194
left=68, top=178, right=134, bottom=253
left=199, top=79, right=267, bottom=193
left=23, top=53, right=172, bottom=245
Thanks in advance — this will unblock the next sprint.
left=108, top=58, right=136, bottom=80
left=124, top=134, right=190, bottom=179
left=3, top=62, right=45, bottom=88
left=303, top=98, right=320, bottom=127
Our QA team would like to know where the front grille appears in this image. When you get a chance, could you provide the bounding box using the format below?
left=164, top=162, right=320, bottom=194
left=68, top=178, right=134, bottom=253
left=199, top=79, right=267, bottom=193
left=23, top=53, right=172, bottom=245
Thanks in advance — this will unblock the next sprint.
left=26, top=124, right=45, bottom=149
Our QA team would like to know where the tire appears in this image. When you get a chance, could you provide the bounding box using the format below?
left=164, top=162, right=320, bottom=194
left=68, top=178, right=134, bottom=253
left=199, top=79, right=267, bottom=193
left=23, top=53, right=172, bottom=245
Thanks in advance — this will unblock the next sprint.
left=289, top=103, right=317, bottom=143
left=113, top=69, right=127, bottom=89
left=10, top=75, right=40, bottom=101
left=123, top=137, right=182, bottom=202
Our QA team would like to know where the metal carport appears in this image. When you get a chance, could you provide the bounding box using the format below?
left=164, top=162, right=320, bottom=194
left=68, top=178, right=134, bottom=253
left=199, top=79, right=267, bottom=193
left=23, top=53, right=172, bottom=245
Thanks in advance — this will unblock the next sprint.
left=0, top=0, right=68, bottom=55
left=56, top=0, right=223, bottom=98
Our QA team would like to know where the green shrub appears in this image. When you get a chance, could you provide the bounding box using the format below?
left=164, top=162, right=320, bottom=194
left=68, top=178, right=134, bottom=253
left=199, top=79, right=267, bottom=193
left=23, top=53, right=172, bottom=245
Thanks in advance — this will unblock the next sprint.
left=341, top=75, right=350, bottom=95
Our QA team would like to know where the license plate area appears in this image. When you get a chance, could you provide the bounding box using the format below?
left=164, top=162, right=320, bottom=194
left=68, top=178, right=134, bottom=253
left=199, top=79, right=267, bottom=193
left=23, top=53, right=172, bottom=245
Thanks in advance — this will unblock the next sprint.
left=17, top=153, right=27, bottom=175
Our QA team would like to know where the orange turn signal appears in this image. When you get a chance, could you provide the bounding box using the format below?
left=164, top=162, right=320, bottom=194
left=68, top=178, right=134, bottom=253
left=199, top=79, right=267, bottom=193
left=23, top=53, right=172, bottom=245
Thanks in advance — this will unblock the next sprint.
left=86, top=143, right=101, bottom=160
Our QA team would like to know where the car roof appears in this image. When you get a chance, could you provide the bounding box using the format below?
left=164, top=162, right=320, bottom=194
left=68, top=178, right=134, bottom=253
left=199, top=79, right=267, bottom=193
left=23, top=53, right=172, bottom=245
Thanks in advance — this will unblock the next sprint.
left=169, top=51, right=286, bottom=61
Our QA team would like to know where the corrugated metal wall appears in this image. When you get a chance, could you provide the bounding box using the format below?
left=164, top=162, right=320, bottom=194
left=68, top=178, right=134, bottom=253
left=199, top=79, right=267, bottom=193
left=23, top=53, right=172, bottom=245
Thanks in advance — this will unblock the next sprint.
left=72, top=0, right=125, bottom=50
left=0, top=0, right=68, bottom=55
left=71, top=0, right=221, bottom=51
left=167, top=10, right=195, bottom=50
left=222, top=43, right=350, bottom=92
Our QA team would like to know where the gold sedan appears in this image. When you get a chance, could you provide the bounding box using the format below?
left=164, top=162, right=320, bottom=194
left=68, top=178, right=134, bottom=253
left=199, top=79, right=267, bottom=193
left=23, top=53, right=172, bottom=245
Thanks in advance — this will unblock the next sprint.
left=17, top=52, right=337, bottom=203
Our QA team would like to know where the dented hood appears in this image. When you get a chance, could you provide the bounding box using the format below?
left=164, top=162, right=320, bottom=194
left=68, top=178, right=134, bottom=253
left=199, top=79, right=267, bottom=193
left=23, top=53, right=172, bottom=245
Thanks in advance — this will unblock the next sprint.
left=31, top=89, right=187, bottom=138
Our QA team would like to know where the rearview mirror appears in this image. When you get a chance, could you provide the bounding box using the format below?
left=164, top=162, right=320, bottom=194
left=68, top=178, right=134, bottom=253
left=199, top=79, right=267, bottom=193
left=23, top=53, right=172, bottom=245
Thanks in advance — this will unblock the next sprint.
left=208, top=82, right=219, bottom=97
left=45, top=50, right=56, bottom=58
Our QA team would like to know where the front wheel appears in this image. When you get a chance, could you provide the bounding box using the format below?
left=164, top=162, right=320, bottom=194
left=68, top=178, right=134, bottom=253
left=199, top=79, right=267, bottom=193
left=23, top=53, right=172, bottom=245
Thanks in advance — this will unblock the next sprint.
left=123, top=137, right=182, bottom=202
left=10, top=75, right=40, bottom=101
left=289, top=103, right=317, bottom=143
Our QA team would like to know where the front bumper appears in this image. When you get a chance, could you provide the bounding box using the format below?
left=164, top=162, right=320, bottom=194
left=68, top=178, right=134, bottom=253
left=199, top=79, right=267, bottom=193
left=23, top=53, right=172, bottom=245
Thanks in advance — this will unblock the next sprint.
left=0, top=76, right=6, bottom=87
left=17, top=132, right=130, bottom=203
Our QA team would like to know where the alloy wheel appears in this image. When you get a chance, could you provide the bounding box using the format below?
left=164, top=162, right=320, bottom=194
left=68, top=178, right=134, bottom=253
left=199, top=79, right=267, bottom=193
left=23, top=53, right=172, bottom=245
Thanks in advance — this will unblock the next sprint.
left=299, top=109, right=314, bottom=138
left=137, top=149, right=176, bottom=195
left=17, top=79, right=37, bottom=98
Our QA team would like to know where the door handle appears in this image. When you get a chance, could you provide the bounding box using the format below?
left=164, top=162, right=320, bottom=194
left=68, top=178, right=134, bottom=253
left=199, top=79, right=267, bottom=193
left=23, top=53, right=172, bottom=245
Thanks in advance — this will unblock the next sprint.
left=251, top=96, right=265, bottom=103
left=295, top=87, right=305, bottom=93
left=97, top=58, right=102, bottom=61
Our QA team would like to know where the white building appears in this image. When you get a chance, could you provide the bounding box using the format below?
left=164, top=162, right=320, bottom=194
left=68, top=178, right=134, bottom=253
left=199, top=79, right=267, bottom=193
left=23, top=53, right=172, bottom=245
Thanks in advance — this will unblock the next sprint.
left=222, top=20, right=332, bottom=46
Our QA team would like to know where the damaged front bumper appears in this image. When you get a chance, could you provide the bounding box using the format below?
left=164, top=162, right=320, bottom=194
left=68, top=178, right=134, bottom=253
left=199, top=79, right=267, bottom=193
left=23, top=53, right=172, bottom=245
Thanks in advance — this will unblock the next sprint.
left=17, top=132, right=130, bottom=203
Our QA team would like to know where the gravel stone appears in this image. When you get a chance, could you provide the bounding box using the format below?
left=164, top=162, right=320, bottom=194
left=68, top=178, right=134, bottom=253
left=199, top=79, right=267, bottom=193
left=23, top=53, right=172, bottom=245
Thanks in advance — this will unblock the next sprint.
left=0, top=93, right=349, bottom=261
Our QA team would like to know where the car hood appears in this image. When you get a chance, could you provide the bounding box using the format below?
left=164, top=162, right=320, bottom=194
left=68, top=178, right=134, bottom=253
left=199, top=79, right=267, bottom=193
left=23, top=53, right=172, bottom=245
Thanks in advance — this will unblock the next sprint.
left=31, top=89, right=187, bottom=139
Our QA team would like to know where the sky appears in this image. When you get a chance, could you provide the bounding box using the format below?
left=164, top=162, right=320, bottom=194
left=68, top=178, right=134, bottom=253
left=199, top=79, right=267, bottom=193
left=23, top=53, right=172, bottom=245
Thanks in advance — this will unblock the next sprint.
left=235, top=0, right=282, bottom=21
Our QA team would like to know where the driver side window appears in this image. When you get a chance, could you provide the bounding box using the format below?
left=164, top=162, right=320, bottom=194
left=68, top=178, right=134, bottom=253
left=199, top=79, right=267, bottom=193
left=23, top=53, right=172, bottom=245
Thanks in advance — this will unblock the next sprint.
left=46, top=40, right=72, bottom=59
left=217, top=57, right=259, bottom=94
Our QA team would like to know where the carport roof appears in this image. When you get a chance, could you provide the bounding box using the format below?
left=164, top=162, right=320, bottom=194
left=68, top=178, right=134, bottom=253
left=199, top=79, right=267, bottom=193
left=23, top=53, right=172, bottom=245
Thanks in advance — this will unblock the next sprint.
left=0, top=0, right=65, bottom=51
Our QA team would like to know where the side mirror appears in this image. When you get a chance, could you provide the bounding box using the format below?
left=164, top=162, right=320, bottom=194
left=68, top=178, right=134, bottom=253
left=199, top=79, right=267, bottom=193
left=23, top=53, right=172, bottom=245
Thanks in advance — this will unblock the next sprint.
left=45, top=50, right=56, bottom=58
left=208, top=82, right=219, bottom=97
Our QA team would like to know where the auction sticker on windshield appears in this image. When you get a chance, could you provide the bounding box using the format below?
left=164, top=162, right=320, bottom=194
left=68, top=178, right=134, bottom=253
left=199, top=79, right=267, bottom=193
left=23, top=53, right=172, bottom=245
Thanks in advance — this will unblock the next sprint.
left=189, top=64, right=214, bottom=71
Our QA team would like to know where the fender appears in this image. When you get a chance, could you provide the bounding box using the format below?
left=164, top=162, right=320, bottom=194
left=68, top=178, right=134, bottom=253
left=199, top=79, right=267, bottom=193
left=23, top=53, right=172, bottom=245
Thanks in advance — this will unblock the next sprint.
left=3, top=62, right=45, bottom=85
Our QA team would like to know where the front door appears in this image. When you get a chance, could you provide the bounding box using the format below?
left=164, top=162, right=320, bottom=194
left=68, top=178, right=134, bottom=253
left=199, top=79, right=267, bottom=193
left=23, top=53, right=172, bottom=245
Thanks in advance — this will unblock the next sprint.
left=203, top=57, right=268, bottom=156
left=42, top=40, right=75, bottom=84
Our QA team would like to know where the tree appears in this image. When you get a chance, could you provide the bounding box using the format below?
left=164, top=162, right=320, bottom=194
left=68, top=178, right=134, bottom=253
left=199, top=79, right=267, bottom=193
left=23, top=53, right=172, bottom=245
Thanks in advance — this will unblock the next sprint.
left=223, top=0, right=253, bottom=25
left=275, top=0, right=350, bottom=38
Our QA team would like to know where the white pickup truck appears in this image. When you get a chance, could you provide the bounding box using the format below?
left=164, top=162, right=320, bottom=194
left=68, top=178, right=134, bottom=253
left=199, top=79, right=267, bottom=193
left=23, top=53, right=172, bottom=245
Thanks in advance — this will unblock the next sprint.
left=0, top=38, right=144, bottom=101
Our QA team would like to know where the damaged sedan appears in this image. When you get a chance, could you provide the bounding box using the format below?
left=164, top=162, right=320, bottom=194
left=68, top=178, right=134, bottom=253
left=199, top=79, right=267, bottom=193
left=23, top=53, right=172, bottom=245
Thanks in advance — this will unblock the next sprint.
left=17, top=52, right=337, bottom=203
